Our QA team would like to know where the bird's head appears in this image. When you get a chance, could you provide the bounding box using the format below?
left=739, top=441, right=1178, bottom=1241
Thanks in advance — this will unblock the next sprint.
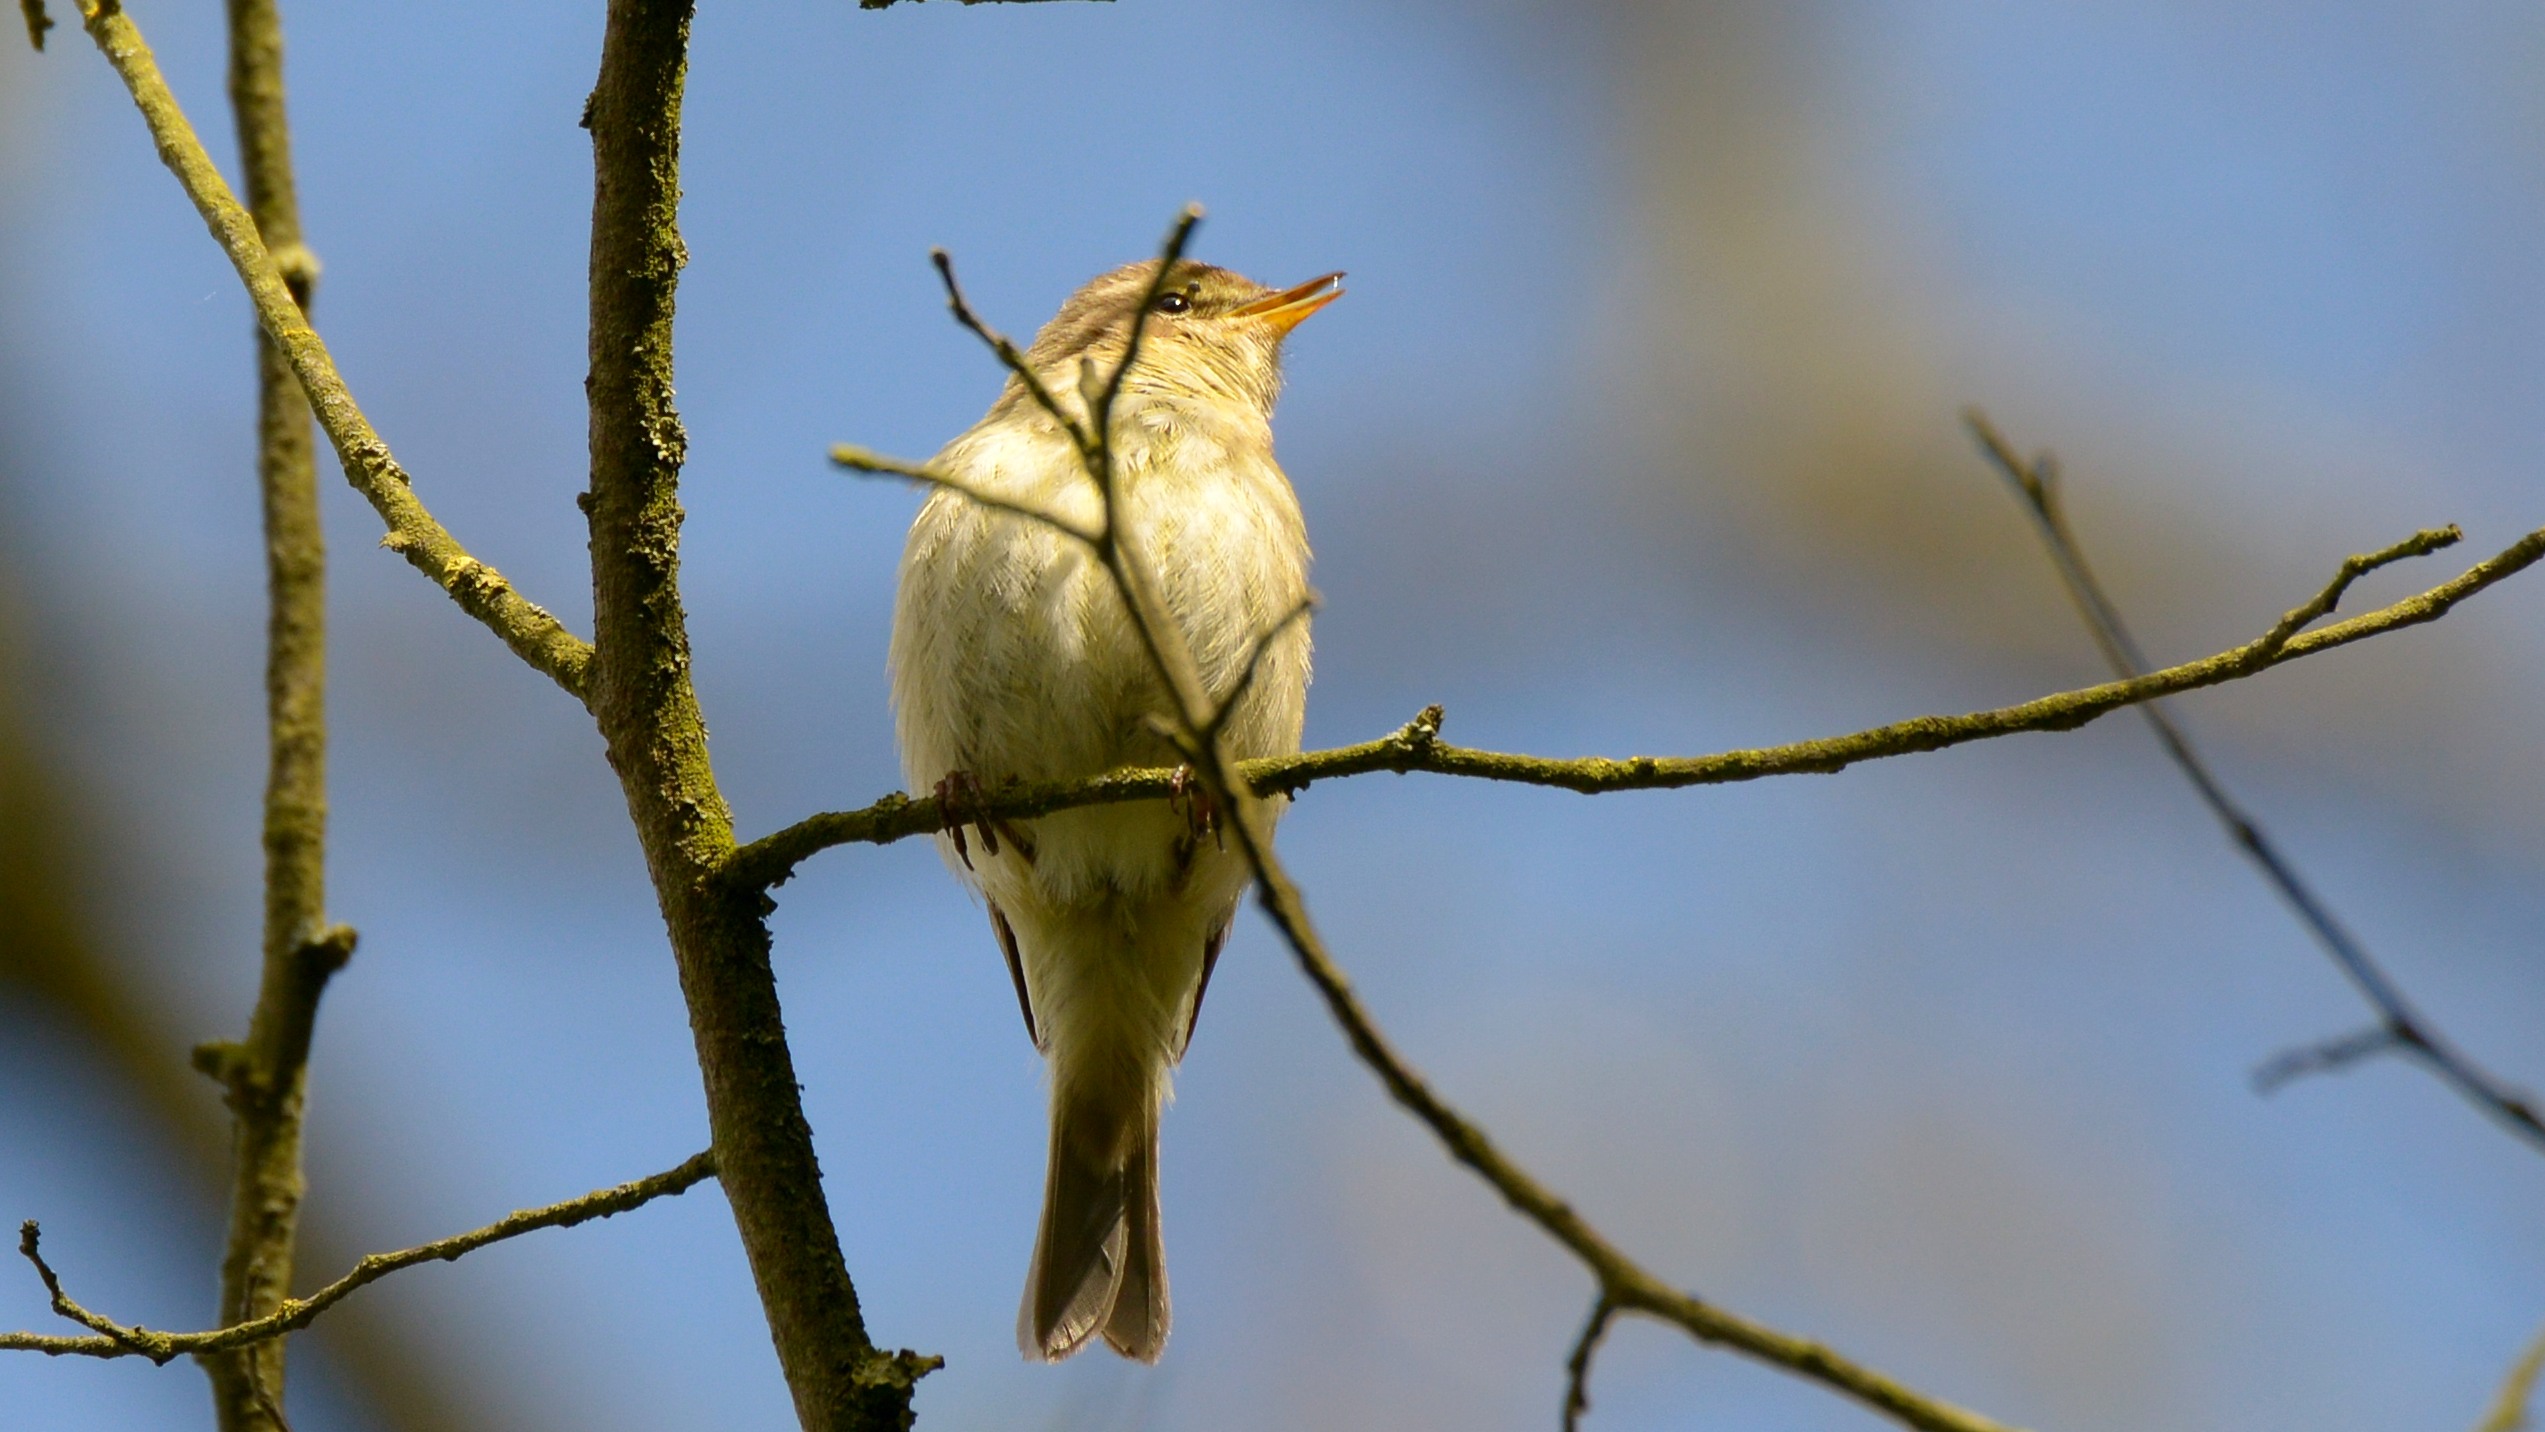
left=1015, top=259, right=1344, bottom=422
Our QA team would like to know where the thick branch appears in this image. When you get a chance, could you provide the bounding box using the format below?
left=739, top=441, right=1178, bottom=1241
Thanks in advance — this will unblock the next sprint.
left=196, top=3, right=334, bottom=1424
left=579, top=4, right=932, bottom=1427
left=1966, top=411, right=2545, bottom=1154
left=69, top=0, right=593, bottom=698
left=2, top=1152, right=716, bottom=1362
left=735, top=526, right=2545, bottom=890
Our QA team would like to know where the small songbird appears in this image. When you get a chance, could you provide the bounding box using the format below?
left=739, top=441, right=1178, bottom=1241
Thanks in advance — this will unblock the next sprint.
left=889, top=257, right=1339, bottom=1362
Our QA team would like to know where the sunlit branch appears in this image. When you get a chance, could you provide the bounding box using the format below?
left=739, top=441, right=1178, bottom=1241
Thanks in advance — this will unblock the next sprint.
left=64, top=0, right=594, bottom=698
left=732, top=525, right=2545, bottom=892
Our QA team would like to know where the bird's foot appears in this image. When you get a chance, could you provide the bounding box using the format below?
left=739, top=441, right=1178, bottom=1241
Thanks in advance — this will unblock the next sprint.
left=933, top=770, right=1035, bottom=871
left=1167, top=764, right=1225, bottom=863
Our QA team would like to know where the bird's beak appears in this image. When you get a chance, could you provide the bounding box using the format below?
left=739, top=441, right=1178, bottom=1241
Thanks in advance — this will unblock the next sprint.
left=1232, top=272, right=1345, bottom=336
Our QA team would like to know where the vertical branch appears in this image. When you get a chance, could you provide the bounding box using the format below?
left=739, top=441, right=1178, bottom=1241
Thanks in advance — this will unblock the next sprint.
left=579, top=3, right=932, bottom=1426
left=196, top=3, right=349, bottom=1427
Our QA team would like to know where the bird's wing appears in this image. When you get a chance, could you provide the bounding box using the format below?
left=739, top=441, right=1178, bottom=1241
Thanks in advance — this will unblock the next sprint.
left=1177, top=907, right=1237, bottom=1061
left=989, top=900, right=1042, bottom=1050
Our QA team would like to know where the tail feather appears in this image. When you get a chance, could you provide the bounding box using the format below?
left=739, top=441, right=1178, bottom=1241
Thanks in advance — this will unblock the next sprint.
left=1020, top=1091, right=1168, bottom=1362
left=1099, top=1126, right=1167, bottom=1361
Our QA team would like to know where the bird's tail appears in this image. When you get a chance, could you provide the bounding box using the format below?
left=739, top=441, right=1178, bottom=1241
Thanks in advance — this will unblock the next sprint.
left=1020, top=1081, right=1168, bottom=1363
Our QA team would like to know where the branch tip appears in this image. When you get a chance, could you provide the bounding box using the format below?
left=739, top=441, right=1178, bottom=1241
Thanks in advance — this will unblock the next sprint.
left=3, top=1151, right=716, bottom=1361
left=1965, top=417, right=2543, bottom=1156
left=1562, top=1294, right=1620, bottom=1432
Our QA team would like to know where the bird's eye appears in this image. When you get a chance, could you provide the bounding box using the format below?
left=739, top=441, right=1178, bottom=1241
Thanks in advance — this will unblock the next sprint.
left=1152, top=291, right=1193, bottom=315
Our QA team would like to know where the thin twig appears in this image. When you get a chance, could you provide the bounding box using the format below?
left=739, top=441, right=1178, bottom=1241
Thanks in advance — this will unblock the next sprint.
left=731, top=525, right=2545, bottom=891
left=19, top=0, right=50, bottom=50
left=1965, top=410, right=2545, bottom=1154
left=2248, top=1023, right=2401, bottom=1093
left=1561, top=1294, right=1619, bottom=1432
left=4, top=1152, right=716, bottom=1362
left=928, top=249, right=1088, bottom=456
left=828, top=444, right=1103, bottom=545
left=888, top=216, right=2030, bottom=1432
left=66, top=0, right=594, bottom=698
left=2475, top=1320, right=2545, bottom=1432
left=1089, top=206, right=1205, bottom=473
left=1201, top=592, right=1318, bottom=743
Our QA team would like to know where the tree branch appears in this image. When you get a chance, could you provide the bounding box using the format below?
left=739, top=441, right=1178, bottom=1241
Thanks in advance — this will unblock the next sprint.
left=65, top=0, right=594, bottom=699
left=189, top=3, right=339, bottom=1424
left=1965, top=411, right=2545, bottom=1154
left=2, top=1152, right=716, bottom=1362
left=733, top=526, right=2545, bottom=891
left=829, top=444, right=1103, bottom=545
left=579, top=4, right=933, bottom=1427
left=1560, top=1293, right=1618, bottom=1432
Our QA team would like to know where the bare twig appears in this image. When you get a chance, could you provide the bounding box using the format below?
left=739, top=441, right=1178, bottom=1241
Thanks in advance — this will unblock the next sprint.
left=1965, top=410, right=2545, bottom=1154
left=4, top=1152, right=716, bottom=1362
left=19, top=0, right=49, bottom=50
left=1201, top=592, right=1318, bottom=743
left=927, top=249, right=1089, bottom=458
left=2476, top=1321, right=2545, bottom=1432
left=1560, top=1293, right=1619, bottom=1432
left=65, top=0, right=594, bottom=698
left=828, top=444, right=1103, bottom=545
left=2248, top=1023, right=2402, bottom=1093
left=732, top=525, right=2545, bottom=891
left=1089, top=207, right=1205, bottom=475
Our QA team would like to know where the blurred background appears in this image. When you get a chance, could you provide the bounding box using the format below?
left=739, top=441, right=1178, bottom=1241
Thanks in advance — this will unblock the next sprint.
left=4, top=2, right=2542, bottom=1429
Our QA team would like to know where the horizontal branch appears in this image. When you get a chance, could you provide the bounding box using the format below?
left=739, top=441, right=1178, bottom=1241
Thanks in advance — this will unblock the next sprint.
left=729, top=524, right=2545, bottom=890
left=69, top=0, right=594, bottom=698
left=2, top=1150, right=714, bottom=1362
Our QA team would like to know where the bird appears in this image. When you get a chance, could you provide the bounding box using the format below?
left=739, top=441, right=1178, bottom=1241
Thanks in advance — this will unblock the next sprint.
left=888, top=255, right=1339, bottom=1363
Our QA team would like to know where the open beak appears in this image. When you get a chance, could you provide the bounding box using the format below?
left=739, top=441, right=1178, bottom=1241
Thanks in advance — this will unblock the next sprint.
left=1232, top=271, right=1345, bottom=336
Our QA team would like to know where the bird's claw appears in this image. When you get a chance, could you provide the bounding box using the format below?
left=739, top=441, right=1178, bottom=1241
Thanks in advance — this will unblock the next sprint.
left=934, top=770, right=1033, bottom=871
left=1167, top=764, right=1224, bottom=856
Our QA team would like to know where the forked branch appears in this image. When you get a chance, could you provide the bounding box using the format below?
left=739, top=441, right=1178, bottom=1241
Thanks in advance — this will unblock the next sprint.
left=1966, top=411, right=2545, bottom=1154
left=2, top=1152, right=716, bottom=1362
